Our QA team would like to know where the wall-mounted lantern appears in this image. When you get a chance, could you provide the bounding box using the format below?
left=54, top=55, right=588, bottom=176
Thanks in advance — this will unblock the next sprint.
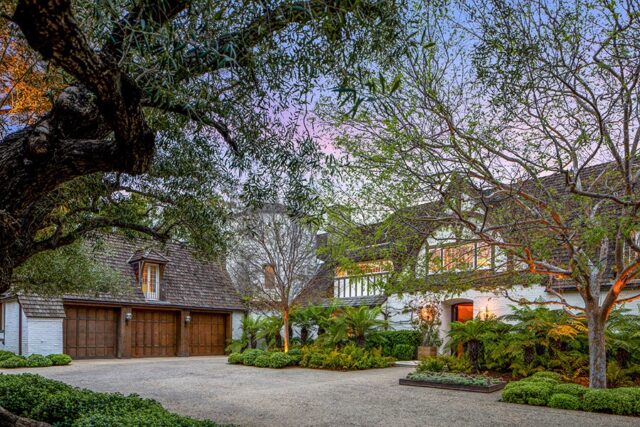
left=125, top=312, right=133, bottom=323
left=185, top=315, right=192, bottom=325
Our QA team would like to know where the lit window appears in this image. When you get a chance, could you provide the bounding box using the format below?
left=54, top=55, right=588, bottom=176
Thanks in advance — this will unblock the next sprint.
left=476, top=244, right=492, bottom=269
left=428, top=243, right=493, bottom=273
left=335, top=260, right=392, bottom=277
left=142, top=263, right=160, bottom=300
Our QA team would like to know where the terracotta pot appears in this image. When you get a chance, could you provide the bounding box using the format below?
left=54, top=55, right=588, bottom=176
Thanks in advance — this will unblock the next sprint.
left=417, top=346, right=438, bottom=360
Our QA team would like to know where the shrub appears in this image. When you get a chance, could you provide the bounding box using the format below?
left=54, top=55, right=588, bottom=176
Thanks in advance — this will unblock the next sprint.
left=366, top=330, right=421, bottom=357
left=47, top=354, right=72, bottom=366
left=583, top=388, right=640, bottom=416
left=501, top=381, right=554, bottom=405
left=0, top=374, right=220, bottom=426
left=548, top=393, right=582, bottom=411
left=530, top=371, right=562, bottom=382
left=392, top=344, right=415, bottom=361
left=407, top=371, right=501, bottom=386
left=552, top=383, right=587, bottom=398
left=0, top=356, right=28, bottom=369
left=227, top=353, right=244, bottom=364
left=0, top=350, right=16, bottom=361
left=300, top=344, right=394, bottom=370
left=253, top=354, right=272, bottom=368
left=268, top=352, right=292, bottom=369
left=287, top=348, right=302, bottom=364
left=241, top=349, right=265, bottom=366
left=417, top=357, right=446, bottom=373
left=26, top=354, right=54, bottom=368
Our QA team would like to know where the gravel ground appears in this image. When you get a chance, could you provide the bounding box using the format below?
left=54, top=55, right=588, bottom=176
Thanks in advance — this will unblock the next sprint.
left=4, top=357, right=638, bottom=427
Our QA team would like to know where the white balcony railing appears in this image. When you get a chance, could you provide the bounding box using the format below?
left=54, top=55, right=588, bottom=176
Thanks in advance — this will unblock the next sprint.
left=333, top=272, right=389, bottom=298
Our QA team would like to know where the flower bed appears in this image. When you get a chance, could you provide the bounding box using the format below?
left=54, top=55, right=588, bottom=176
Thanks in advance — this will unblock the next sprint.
left=0, top=374, right=222, bottom=426
left=501, top=372, right=640, bottom=416
left=0, top=351, right=72, bottom=368
left=400, top=371, right=506, bottom=393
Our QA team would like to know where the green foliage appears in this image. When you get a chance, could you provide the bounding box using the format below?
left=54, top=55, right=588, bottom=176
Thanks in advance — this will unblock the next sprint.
left=253, top=354, right=272, bottom=368
left=417, top=357, right=446, bottom=373
left=47, top=354, right=72, bottom=366
left=406, top=371, right=501, bottom=386
left=582, top=388, right=640, bottom=416
left=366, top=330, right=422, bottom=357
left=300, top=343, right=394, bottom=370
left=503, top=376, right=640, bottom=416
left=547, top=393, right=582, bottom=411
left=416, top=355, right=472, bottom=374
left=391, top=344, right=415, bottom=361
left=241, top=349, right=266, bottom=366
left=0, top=356, right=28, bottom=368
left=267, top=352, right=293, bottom=369
left=501, top=380, right=554, bottom=406
left=0, top=374, right=220, bottom=425
left=26, top=354, right=54, bottom=368
left=0, top=350, right=16, bottom=361
left=552, top=383, right=587, bottom=398
left=227, top=353, right=244, bottom=364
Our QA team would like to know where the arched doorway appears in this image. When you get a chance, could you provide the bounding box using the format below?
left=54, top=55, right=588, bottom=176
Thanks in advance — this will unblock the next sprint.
left=451, top=302, right=474, bottom=323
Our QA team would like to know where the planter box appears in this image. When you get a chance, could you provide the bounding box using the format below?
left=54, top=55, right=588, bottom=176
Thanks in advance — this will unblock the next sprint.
left=399, top=378, right=507, bottom=393
left=417, top=346, right=437, bottom=360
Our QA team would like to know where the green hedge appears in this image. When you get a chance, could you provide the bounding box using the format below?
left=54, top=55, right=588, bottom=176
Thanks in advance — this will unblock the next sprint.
left=366, top=330, right=421, bottom=357
left=502, top=374, right=640, bottom=416
left=228, top=349, right=295, bottom=369
left=0, top=374, right=221, bottom=426
left=0, top=352, right=72, bottom=369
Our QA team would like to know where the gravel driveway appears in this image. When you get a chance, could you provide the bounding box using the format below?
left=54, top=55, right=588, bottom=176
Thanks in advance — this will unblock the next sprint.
left=4, top=357, right=637, bottom=427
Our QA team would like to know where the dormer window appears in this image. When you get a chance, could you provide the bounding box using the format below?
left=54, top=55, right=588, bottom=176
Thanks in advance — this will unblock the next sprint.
left=142, top=263, right=160, bottom=300
left=128, top=248, right=170, bottom=301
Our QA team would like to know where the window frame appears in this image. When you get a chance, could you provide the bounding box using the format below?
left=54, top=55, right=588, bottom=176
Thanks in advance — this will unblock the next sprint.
left=427, top=242, right=493, bottom=274
left=142, top=262, right=160, bottom=300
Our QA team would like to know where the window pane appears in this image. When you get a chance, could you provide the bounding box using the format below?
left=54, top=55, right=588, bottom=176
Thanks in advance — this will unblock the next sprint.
left=428, top=248, right=442, bottom=273
left=476, top=244, right=492, bottom=269
left=443, top=244, right=474, bottom=271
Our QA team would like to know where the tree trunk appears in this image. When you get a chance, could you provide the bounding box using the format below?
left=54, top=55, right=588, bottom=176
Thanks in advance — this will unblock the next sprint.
left=587, top=312, right=607, bottom=388
left=283, top=309, right=290, bottom=353
left=0, top=406, right=49, bottom=427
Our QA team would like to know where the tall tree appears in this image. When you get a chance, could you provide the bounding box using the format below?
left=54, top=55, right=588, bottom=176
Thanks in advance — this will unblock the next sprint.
left=327, top=0, right=640, bottom=388
left=227, top=205, right=321, bottom=352
left=0, top=0, right=402, bottom=292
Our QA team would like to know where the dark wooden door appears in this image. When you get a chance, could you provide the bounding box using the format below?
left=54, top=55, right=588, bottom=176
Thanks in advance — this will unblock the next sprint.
left=64, top=306, right=118, bottom=359
left=189, top=313, right=227, bottom=356
left=131, top=310, right=177, bottom=357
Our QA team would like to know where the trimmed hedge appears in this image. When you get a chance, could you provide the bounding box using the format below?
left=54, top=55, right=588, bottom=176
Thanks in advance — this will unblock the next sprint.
left=0, top=374, right=221, bottom=426
left=391, top=344, right=415, bottom=361
left=366, top=330, right=421, bottom=357
left=548, top=393, right=582, bottom=411
left=502, top=374, right=640, bottom=416
left=0, top=352, right=72, bottom=369
left=228, top=349, right=295, bottom=369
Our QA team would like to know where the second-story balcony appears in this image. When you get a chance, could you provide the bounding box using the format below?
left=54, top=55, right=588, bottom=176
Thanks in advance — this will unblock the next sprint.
left=333, top=272, right=389, bottom=298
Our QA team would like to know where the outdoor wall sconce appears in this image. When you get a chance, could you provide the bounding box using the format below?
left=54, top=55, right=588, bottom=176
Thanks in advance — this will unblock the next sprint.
left=185, top=315, right=192, bottom=324
left=124, top=312, right=133, bottom=323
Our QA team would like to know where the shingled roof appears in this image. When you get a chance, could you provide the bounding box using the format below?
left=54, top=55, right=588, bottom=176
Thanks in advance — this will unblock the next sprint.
left=18, top=294, right=66, bottom=318
left=62, top=234, right=246, bottom=312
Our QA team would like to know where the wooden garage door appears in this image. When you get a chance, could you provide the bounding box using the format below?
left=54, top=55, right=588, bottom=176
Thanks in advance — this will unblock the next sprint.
left=131, top=310, right=177, bottom=357
left=189, top=313, right=227, bottom=356
left=64, top=306, right=118, bottom=359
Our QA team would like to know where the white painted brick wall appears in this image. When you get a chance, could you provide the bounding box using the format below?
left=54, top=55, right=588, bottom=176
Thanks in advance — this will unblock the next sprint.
left=25, top=318, right=63, bottom=356
left=2, top=302, right=20, bottom=354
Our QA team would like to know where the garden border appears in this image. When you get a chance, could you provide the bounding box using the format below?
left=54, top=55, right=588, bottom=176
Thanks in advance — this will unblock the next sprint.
left=399, top=378, right=507, bottom=393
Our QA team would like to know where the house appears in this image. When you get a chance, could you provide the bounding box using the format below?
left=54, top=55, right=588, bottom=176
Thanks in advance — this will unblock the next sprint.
left=311, top=166, right=640, bottom=350
left=0, top=234, right=245, bottom=358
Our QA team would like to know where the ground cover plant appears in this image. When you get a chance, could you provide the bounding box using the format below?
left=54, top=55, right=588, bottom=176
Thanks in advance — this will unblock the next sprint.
left=299, top=343, right=394, bottom=370
left=502, top=372, right=640, bottom=416
left=0, top=351, right=72, bottom=368
left=406, top=371, right=502, bottom=387
left=0, top=374, right=222, bottom=426
left=227, top=349, right=299, bottom=369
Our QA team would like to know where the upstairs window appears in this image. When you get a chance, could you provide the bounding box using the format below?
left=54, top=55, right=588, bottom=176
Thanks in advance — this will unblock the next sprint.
left=335, top=260, right=393, bottom=277
left=264, top=264, right=276, bottom=290
left=428, top=243, right=492, bottom=273
left=142, top=263, right=160, bottom=300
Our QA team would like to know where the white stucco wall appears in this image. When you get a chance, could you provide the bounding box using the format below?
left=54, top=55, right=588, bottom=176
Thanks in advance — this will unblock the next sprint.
left=231, top=311, right=245, bottom=340
left=24, top=318, right=63, bottom=356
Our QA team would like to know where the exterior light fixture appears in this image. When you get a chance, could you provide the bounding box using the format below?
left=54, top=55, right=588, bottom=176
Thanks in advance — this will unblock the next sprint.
left=185, top=315, right=192, bottom=324
left=125, top=312, right=133, bottom=322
